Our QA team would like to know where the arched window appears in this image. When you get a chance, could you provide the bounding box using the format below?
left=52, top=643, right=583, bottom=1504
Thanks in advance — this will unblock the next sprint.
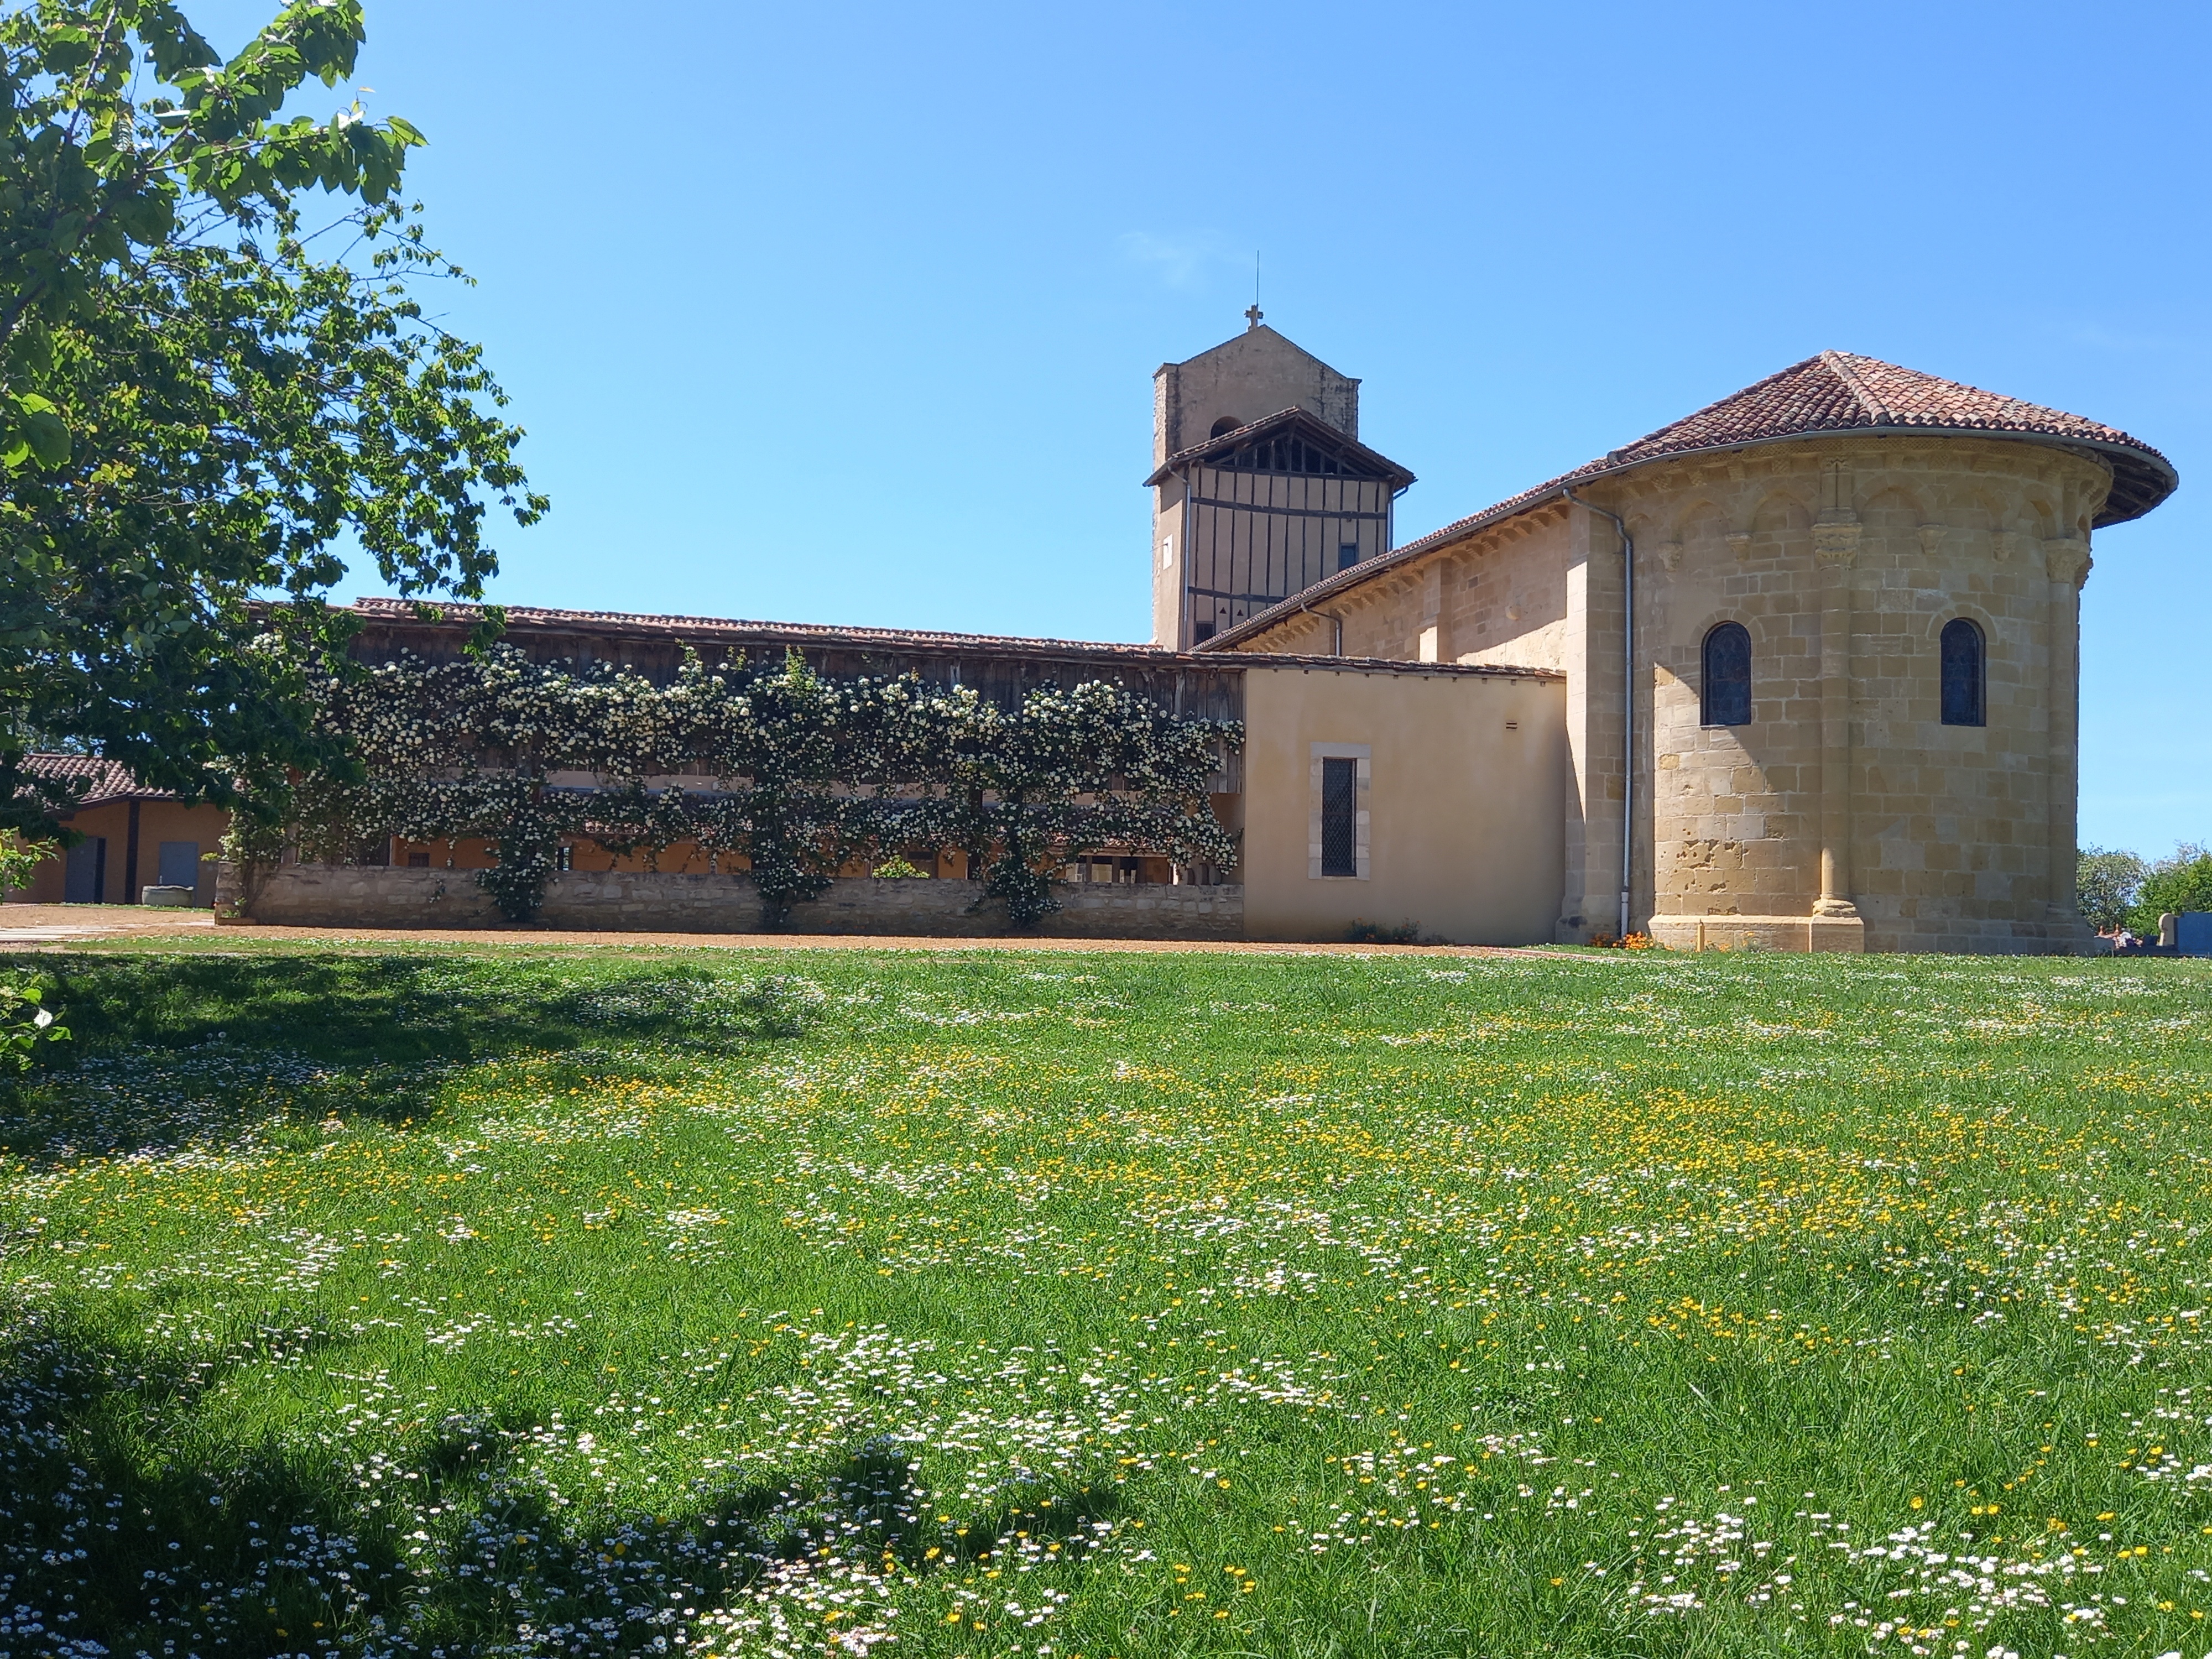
left=1940, top=618, right=1985, bottom=727
left=1701, top=622, right=1752, bottom=727
left=1209, top=415, right=1244, bottom=439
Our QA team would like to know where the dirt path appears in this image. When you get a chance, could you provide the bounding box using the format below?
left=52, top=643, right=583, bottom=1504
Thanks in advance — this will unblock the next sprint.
left=0, top=904, right=1571, bottom=958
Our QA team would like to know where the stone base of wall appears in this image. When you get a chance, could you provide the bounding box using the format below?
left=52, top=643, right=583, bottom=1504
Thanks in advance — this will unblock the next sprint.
left=1648, top=910, right=2105, bottom=956
left=217, top=863, right=1244, bottom=941
left=1859, top=914, right=2104, bottom=957
left=1646, top=914, right=1866, bottom=954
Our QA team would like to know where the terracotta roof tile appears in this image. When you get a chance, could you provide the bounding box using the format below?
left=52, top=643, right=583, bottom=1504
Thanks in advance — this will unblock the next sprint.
left=20, top=752, right=174, bottom=807
left=349, top=598, right=1178, bottom=660
left=1144, top=405, right=1416, bottom=489
left=1603, top=352, right=2172, bottom=500
left=345, top=599, right=1548, bottom=679
left=1202, top=351, right=2178, bottom=651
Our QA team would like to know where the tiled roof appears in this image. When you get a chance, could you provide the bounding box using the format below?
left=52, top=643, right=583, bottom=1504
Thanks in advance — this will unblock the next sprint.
left=345, top=599, right=1546, bottom=677
left=19, top=752, right=175, bottom=807
left=351, top=598, right=1180, bottom=660
left=1144, top=405, right=1416, bottom=489
left=1201, top=351, right=2178, bottom=651
left=1589, top=351, right=2173, bottom=518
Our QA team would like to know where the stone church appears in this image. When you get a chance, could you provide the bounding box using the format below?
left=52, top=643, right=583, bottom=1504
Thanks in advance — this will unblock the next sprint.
left=1167, top=317, right=2178, bottom=952
left=17, top=317, right=2178, bottom=955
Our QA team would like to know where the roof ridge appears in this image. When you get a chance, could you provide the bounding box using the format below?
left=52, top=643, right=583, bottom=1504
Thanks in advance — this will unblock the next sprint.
left=1145, top=404, right=1415, bottom=487
left=1818, top=349, right=1894, bottom=424
left=348, top=598, right=1185, bottom=659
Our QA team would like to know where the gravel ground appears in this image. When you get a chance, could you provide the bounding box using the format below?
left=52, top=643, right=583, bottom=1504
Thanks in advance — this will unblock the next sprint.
left=0, top=902, right=1559, bottom=957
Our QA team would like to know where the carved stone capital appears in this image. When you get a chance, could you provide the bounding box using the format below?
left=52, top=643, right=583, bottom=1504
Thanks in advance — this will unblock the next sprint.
left=2043, top=536, right=2092, bottom=589
left=1813, top=520, right=1861, bottom=567
left=1917, top=524, right=1947, bottom=558
left=1725, top=531, right=1751, bottom=564
left=1658, top=540, right=1684, bottom=573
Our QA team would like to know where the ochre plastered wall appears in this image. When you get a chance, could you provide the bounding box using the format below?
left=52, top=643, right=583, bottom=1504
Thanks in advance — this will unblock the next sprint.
left=1238, top=663, right=1565, bottom=944
left=7, top=800, right=229, bottom=904
left=1231, top=505, right=1619, bottom=945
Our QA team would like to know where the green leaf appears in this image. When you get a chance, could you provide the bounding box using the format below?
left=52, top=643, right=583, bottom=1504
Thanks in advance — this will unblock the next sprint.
left=20, top=405, right=68, bottom=468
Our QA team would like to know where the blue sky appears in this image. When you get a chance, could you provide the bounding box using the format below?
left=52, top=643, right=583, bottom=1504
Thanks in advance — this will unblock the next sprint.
left=200, top=1, right=2210, bottom=854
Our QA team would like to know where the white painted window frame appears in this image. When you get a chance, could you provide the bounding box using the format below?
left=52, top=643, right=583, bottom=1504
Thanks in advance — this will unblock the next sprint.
left=1308, top=742, right=1371, bottom=880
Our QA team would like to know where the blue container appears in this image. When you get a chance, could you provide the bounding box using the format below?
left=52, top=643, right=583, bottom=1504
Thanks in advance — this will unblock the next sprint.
left=2176, top=912, right=2212, bottom=957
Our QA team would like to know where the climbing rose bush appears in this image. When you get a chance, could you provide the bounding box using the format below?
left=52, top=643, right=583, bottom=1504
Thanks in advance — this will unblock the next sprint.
left=229, top=645, right=1240, bottom=927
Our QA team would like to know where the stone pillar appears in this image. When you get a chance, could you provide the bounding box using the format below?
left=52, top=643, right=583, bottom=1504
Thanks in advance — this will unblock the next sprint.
left=1417, top=560, right=1447, bottom=662
left=2044, top=535, right=2092, bottom=924
left=1812, top=461, right=1860, bottom=921
left=1556, top=503, right=1625, bottom=942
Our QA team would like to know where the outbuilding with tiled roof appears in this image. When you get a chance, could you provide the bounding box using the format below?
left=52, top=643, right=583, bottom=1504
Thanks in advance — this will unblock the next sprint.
left=4, top=753, right=223, bottom=908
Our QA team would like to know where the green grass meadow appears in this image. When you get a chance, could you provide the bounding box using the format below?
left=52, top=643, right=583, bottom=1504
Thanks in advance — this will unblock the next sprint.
left=4, top=941, right=2211, bottom=1658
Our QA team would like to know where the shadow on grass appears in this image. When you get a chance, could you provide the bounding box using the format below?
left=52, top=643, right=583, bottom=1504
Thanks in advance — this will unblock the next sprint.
left=0, top=953, right=827, bottom=1162
left=0, top=1308, right=1073, bottom=1658
left=22, top=954, right=824, bottom=1068
left=0, top=1307, right=412, bottom=1657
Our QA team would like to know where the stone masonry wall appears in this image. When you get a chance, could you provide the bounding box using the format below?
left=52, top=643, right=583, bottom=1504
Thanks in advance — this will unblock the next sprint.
left=1607, top=435, right=2106, bottom=954
left=218, top=863, right=1245, bottom=941
left=1250, top=507, right=1575, bottom=674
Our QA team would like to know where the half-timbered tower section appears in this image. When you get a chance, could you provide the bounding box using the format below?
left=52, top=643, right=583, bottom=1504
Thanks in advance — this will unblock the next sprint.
left=1149, top=322, right=1413, bottom=649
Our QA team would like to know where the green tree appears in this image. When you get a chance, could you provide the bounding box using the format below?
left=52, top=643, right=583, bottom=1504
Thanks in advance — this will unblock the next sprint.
left=2127, top=844, right=2212, bottom=938
left=0, top=1, right=544, bottom=840
left=2075, top=846, right=2148, bottom=933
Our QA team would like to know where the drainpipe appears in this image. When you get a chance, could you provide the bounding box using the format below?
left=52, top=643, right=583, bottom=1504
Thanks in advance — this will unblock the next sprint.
left=1562, top=487, right=1633, bottom=942
left=1178, top=466, right=1196, bottom=649
left=123, top=798, right=142, bottom=905
left=1297, top=593, right=1344, bottom=656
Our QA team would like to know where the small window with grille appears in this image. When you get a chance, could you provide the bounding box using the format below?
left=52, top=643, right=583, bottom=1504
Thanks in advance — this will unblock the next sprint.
left=1940, top=618, right=1985, bottom=727
left=1309, top=744, right=1369, bottom=879
left=1701, top=622, right=1752, bottom=727
left=1321, top=758, right=1356, bottom=876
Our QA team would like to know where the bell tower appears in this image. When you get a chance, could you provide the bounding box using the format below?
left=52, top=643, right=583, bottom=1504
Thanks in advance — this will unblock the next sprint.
left=1148, top=317, right=1412, bottom=649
